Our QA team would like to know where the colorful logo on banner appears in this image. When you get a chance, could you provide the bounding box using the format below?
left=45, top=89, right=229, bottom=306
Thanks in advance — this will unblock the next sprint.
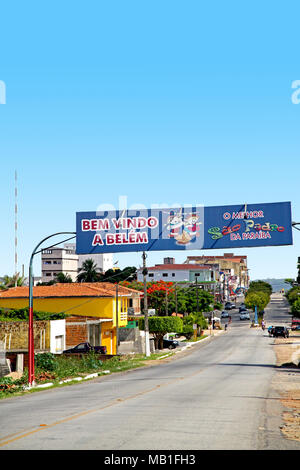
left=76, top=202, right=293, bottom=254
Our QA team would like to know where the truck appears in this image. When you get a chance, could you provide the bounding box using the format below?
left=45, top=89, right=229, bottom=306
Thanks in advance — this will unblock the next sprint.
left=63, top=342, right=107, bottom=354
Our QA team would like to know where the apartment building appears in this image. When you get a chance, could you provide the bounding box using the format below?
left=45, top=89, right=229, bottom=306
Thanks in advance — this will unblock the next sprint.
left=185, top=253, right=249, bottom=289
left=41, top=243, right=114, bottom=283
left=41, top=243, right=79, bottom=283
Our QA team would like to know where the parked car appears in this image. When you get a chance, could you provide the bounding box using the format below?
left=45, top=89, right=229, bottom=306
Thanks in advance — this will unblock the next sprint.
left=163, top=338, right=180, bottom=349
left=221, top=311, right=229, bottom=318
left=63, top=342, right=107, bottom=354
left=272, top=326, right=289, bottom=338
left=240, top=312, right=250, bottom=320
left=291, top=319, right=300, bottom=330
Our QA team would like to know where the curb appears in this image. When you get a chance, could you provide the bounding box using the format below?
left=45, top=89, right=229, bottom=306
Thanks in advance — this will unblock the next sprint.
left=24, top=331, right=226, bottom=390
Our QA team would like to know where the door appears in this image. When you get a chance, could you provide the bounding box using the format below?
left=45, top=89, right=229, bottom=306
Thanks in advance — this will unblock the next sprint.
left=88, top=323, right=101, bottom=346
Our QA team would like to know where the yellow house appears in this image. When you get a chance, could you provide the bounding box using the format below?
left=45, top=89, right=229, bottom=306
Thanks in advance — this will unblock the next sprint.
left=0, top=282, right=142, bottom=355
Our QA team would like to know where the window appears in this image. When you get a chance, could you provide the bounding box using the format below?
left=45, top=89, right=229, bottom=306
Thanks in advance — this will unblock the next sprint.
left=44, top=261, right=51, bottom=265
left=148, top=273, right=154, bottom=277
left=162, top=273, right=168, bottom=277
left=172, top=273, right=176, bottom=277
left=46, top=273, right=52, bottom=277
left=43, top=250, right=52, bottom=254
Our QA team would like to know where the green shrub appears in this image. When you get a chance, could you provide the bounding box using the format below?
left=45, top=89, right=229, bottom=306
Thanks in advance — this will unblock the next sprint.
left=139, top=316, right=183, bottom=349
left=181, top=324, right=194, bottom=339
left=35, top=352, right=56, bottom=371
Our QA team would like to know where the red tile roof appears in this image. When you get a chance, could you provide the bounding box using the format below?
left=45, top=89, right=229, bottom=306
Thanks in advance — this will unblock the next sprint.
left=0, top=282, right=142, bottom=299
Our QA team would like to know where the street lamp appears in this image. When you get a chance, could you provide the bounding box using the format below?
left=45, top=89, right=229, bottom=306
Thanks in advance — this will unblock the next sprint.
left=28, top=232, right=76, bottom=386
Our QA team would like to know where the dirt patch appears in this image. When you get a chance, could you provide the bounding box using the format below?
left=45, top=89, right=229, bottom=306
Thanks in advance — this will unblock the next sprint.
left=272, top=332, right=300, bottom=442
left=5, top=371, right=23, bottom=380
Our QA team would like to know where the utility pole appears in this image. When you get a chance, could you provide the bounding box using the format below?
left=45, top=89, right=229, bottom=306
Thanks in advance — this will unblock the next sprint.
left=142, top=252, right=150, bottom=357
left=196, top=276, right=199, bottom=314
left=116, top=282, right=119, bottom=355
left=14, top=170, right=18, bottom=287
left=165, top=287, right=168, bottom=315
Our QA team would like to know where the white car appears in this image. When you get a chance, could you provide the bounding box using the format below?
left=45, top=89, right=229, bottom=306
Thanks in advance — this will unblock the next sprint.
left=240, top=313, right=250, bottom=320
left=221, top=311, right=229, bottom=318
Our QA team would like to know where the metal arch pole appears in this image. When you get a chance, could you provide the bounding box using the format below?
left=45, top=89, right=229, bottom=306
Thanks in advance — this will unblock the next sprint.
left=28, top=232, right=76, bottom=386
left=142, top=251, right=150, bottom=357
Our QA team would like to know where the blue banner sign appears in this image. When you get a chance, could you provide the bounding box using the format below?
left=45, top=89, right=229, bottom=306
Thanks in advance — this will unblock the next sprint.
left=76, top=201, right=293, bottom=254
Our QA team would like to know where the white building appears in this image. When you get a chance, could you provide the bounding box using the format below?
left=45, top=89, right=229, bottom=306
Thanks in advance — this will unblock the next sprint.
left=78, top=253, right=113, bottom=274
left=137, top=258, right=218, bottom=285
left=41, top=244, right=79, bottom=283
left=41, top=243, right=113, bottom=282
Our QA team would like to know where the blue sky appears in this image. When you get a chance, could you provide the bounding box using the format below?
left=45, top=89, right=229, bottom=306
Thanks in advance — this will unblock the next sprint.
left=1, top=1, right=300, bottom=280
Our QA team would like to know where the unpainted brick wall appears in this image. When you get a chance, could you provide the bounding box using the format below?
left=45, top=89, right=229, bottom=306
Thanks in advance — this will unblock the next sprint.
left=0, top=321, right=50, bottom=350
left=65, top=316, right=89, bottom=348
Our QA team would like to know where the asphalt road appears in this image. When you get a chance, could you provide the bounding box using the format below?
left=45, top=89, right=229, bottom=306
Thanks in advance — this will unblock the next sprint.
left=1, top=294, right=299, bottom=451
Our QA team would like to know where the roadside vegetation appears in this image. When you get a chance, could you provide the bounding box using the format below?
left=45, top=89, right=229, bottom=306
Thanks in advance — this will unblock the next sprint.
left=244, top=280, right=272, bottom=323
left=0, top=307, right=68, bottom=321
left=138, top=312, right=209, bottom=348
left=284, top=258, right=300, bottom=318
left=0, top=350, right=172, bottom=399
left=285, top=286, right=300, bottom=318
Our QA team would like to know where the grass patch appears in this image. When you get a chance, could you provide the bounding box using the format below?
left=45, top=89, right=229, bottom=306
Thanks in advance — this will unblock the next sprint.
left=0, top=351, right=173, bottom=399
left=182, top=334, right=208, bottom=343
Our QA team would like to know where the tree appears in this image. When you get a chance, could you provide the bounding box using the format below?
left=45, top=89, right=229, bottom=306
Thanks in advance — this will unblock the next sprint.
left=0, top=273, right=26, bottom=289
left=182, top=312, right=208, bottom=338
left=247, top=280, right=272, bottom=296
left=139, top=316, right=183, bottom=349
left=244, top=291, right=269, bottom=314
left=77, top=259, right=102, bottom=282
left=291, top=298, right=300, bottom=318
left=286, top=286, right=300, bottom=306
left=100, top=267, right=137, bottom=283
left=245, top=280, right=272, bottom=315
left=55, top=273, right=73, bottom=283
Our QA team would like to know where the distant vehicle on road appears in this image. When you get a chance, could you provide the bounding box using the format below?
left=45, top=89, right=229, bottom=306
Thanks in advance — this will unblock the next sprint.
left=163, top=338, right=180, bottom=349
left=225, top=302, right=235, bottom=310
left=239, top=306, right=248, bottom=313
left=240, top=312, right=250, bottom=320
left=272, top=326, right=289, bottom=338
left=221, top=311, right=229, bottom=318
left=63, top=342, right=107, bottom=354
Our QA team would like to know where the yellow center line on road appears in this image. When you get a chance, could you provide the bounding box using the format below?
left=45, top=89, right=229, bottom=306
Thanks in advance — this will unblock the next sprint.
left=0, top=368, right=204, bottom=448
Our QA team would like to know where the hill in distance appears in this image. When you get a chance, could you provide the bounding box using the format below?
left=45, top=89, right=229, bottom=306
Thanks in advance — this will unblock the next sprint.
left=253, top=279, right=292, bottom=292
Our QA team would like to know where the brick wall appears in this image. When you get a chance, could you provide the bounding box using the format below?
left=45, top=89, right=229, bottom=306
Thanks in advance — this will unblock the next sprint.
left=65, top=316, right=89, bottom=348
left=0, top=321, right=50, bottom=350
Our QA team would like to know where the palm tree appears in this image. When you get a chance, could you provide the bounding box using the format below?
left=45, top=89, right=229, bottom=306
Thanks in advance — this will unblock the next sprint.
left=0, top=273, right=26, bottom=289
left=55, top=272, right=73, bottom=283
left=77, top=259, right=102, bottom=283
